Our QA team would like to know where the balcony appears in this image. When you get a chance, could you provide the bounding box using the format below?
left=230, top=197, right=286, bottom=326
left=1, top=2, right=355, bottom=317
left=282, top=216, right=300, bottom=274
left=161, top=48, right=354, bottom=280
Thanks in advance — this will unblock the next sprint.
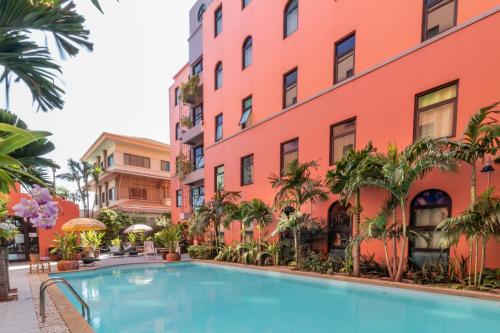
left=182, top=167, right=204, bottom=185
left=181, top=123, right=204, bottom=146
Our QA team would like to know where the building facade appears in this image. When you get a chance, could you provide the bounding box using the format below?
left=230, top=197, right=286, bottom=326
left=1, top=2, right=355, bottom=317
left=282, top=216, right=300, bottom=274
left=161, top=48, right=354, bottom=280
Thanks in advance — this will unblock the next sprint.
left=81, top=133, right=172, bottom=219
left=169, top=1, right=500, bottom=267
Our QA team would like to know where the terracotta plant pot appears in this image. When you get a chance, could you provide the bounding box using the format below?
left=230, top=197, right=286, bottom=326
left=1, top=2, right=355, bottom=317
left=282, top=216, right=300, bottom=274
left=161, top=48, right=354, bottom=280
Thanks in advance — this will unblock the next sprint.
left=166, top=252, right=181, bottom=262
left=57, top=260, right=79, bottom=272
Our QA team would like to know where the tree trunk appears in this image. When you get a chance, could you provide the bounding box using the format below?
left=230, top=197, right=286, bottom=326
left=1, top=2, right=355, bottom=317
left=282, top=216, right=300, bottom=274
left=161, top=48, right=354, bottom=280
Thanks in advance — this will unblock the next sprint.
left=470, top=162, right=477, bottom=203
left=468, top=238, right=473, bottom=287
left=394, top=202, right=407, bottom=282
left=352, top=191, right=361, bottom=277
left=392, top=212, right=398, bottom=277
left=478, top=237, right=486, bottom=287
left=383, top=239, right=393, bottom=279
left=474, top=237, right=479, bottom=288
left=293, top=228, right=298, bottom=266
left=257, top=224, right=262, bottom=266
left=0, top=247, right=9, bottom=301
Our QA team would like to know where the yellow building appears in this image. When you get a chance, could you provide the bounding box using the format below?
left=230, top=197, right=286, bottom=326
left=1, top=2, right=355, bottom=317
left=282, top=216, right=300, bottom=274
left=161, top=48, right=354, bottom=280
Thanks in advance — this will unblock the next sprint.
left=81, top=133, right=171, bottom=219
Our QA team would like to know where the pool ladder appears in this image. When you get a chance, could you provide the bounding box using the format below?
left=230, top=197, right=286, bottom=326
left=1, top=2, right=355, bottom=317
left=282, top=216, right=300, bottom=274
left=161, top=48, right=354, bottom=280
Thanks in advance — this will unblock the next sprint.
left=40, top=277, right=91, bottom=323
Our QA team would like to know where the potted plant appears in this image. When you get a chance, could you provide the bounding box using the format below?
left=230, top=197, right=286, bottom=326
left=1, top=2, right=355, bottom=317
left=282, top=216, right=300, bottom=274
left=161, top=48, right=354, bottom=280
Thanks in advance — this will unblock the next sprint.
left=109, top=236, right=121, bottom=253
left=50, top=233, right=79, bottom=271
left=155, top=225, right=181, bottom=262
left=180, top=116, right=193, bottom=129
left=81, top=231, right=104, bottom=258
left=180, top=75, right=202, bottom=105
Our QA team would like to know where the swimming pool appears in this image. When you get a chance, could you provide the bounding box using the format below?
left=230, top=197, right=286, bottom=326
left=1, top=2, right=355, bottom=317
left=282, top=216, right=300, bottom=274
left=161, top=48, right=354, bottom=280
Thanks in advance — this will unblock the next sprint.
left=52, top=262, right=500, bottom=333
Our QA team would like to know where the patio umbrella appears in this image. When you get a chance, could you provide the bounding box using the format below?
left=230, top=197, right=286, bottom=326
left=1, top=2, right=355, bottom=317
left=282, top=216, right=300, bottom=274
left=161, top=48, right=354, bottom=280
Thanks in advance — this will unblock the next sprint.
left=124, top=224, right=153, bottom=234
left=61, top=218, right=106, bottom=232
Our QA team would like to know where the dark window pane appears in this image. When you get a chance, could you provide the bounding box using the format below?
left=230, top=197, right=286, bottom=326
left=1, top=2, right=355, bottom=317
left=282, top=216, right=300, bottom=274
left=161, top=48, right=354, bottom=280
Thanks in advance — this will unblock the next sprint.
left=424, top=0, right=456, bottom=40
left=285, top=0, right=298, bottom=37
left=193, top=59, right=203, bottom=75
left=242, top=155, right=254, bottom=185
left=215, top=6, right=223, bottom=36
left=215, top=63, right=223, bottom=89
left=197, top=4, right=206, bottom=22
left=243, top=0, right=251, bottom=8
left=335, top=35, right=355, bottom=83
left=240, top=96, right=252, bottom=128
left=215, top=114, right=223, bottom=141
left=336, top=35, right=355, bottom=57
left=215, top=165, right=224, bottom=190
left=243, top=37, right=253, bottom=69
left=124, top=153, right=150, bottom=168
left=192, top=104, right=203, bottom=126
left=193, top=146, right=204, bottom=170
left=285, top=69, right=297, bottom=87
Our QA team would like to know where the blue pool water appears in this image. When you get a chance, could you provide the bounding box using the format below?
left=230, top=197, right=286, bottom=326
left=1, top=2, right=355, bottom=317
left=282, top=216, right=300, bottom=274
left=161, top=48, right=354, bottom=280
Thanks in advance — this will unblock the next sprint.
left=52, top=262, right=500, bottom=333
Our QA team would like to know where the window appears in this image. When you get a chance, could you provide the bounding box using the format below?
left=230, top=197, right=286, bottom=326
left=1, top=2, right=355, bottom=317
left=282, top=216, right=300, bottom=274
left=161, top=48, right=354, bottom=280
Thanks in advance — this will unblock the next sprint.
left=415, top=82, right=457, bottom=140
left=108, top=187, right=115, bottom=201
left=124, top=153, right=151, bottom=168
left=280, top=138, right=298, bottom=175
left=130, top=187, right=147, bottom=200
left=242, top=36, right=253, bottom=69
left=335, top=34, right=355, bottom=83
left=214, top=5, right=223, bottom=37
left=107, top=153, right=114, bottom=167
left=197, top=3, right=206, bottom=22
left=242, top=0, right=251, bottom=9
left=410, top=189, right=451, bottom=266
left=215, top=62, right=223, bottom=90
left=215, top=165, right=224, bottom=191
left=193, top=58, right=203, bottom=76
left=100, top=191, right=105, bottom=204
left=193, top=145, right=204, bottom=170
left=174, top=87, right=181, bottom=106
left=215, top=114, right=223, bottom=142
left=328, top=202, right=352, bottom=255
left=423, top=0, right=457, bottom=40
left=192, top=103, right=203, bottom=126
left=175, top=123, right=181, bottom=141
left=239, top=96, right=252, bottom=129
left=283, top=68, right=297, bottom=108
left=161, top=160, right=170, bottom=172
left=284, top=0, right=298, bottom=38
left=176, top=190, right=182, bottom=207
left=243, top=222, right=254, bottom=243
left=241, top=154, right=254, bottom=186
left=191, top=186, right=205, bottom=211
left=330, top=118, right=356, bottom=165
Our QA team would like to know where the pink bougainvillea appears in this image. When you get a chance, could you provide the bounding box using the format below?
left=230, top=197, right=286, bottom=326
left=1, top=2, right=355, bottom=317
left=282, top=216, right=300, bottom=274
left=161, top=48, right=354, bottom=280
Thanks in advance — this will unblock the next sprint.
left=13, top=185, right=59, bottom=230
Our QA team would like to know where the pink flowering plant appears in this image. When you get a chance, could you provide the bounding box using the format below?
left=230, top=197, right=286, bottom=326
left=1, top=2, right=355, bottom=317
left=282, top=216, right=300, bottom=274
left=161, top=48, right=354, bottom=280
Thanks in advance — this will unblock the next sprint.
left=13, top=185, right=59, bottom=230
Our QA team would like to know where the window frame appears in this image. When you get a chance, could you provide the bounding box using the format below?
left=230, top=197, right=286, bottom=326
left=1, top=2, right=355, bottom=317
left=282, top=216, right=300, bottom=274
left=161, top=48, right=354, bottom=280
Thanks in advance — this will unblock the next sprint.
left=283, top=67, right=298, bottom=109
left=240, top=95, right=253, bottom=129
left=280, top=137, right=299, bottom=176
left=413, top=80, right=459, bottom=141
left=191, top=186, right=205, bottom=211
left=240, top=154, right=254, bottom=186
left=192, top=145, right=204, bottom=170
left=192, top=103, right=204, bottom=126
left=284, top=0, right=298, bottom=39
left=334, top=32, right=356, bottom=84
left=242, top=36, right=253, bottom=70
left=192, top=58, right=203, bottom=76
left=161, top=160, right=170, bottom=172
left=214, top=164, right=225, bottom=191
left=215, top=113, right=223, bottom=142
left=123, top=153, right=151, bottom=169
left=197, top=3, right=206, bottom=22
left=215, top=62, right=223, bottom=90
left=107, top=153, right=114, bottom=168
left=329, top=117, right=357, bottom=166
left=130, top=187, right=147, bottom=200
left=421, top=0, right=458, bottom=41
left=176, top=189, right=182, bottom=207
left=214, top=5, right=223, bottom=37
left=175, top=123, right=181, bottom=141
left=242, top=0, right=251, bottom=9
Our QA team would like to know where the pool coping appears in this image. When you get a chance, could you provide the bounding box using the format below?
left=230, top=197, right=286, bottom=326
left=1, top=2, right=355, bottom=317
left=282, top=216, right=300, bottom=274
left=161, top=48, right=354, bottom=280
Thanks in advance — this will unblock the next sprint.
left=192, top=260, right=500, bottom=302
left=39, top=259, right=499, bottom=333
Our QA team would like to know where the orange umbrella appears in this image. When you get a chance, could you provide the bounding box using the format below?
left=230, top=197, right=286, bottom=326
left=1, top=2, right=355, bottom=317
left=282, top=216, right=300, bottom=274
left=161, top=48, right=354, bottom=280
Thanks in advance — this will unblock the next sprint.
left=61, top=218, right=106, bottom=232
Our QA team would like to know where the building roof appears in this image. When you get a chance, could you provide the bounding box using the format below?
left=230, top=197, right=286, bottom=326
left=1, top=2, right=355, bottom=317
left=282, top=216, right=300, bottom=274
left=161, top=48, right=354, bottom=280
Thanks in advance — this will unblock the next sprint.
left=81, top=132, right=170, bottom=161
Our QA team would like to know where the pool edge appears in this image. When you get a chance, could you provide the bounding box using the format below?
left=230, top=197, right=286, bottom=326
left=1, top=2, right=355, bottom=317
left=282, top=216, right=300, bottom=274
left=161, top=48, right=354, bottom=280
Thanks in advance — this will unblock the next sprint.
left=192, top=260, right=500, bottom=302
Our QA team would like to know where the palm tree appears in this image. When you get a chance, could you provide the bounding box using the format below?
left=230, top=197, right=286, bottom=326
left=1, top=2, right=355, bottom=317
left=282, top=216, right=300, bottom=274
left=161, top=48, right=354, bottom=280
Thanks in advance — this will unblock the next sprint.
left=0, top=0, right=111, bottom=112
left=57, top=159, right=92, bottom=217
left=190, top=190, right=241, bottom=252
left=240, top=199, right=273, bottom=265
left=325, top=142, right=376, bottom=277
left=438, top=187, right=500, bottom=288
left=91, top=166, right=102, bottom=217
left=269, top=160, right=328, bottom=264
left=350, top=138, right=455, bottom=281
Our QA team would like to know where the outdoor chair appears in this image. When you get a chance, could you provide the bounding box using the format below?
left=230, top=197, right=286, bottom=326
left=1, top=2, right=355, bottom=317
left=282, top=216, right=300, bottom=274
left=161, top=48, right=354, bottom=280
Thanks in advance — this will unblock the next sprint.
left=144, top=241, right=158, bottom=260
left=123, top=245, right=139, bottom=256
left=29, top=254, right=51, bottom=273
left=110, top=245, right=125, bottom=257
left=81, top=257, right=100, bottom=267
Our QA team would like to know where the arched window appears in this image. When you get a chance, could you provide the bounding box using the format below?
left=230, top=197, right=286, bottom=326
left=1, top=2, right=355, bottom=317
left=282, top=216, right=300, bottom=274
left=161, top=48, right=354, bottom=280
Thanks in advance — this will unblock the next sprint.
left=284, top=0, right=298, bottom=38
left=215, top=62, right=223, bottom=90
left=197, top=4, right=206, bottom=22
left=242, top=36, right=253, bottom=69
left=327, top=202, right=352, bottom=256
left=410, top=189, right=451, bottom=267
left=175, top=122, right=181, bottom=140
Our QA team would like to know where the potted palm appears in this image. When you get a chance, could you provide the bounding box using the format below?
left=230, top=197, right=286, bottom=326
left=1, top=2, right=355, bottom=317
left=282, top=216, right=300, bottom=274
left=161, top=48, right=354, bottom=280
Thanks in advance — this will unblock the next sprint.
left=156, top=225, right=181, bottom=262
left=50, top=233, right=79, bottom=271
left=81, top=231, right=104, bottom=258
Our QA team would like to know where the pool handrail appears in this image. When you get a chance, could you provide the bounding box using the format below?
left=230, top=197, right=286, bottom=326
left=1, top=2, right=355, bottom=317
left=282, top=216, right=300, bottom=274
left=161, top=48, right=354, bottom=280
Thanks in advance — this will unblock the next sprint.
left=40, top=277, right=90, bottom=323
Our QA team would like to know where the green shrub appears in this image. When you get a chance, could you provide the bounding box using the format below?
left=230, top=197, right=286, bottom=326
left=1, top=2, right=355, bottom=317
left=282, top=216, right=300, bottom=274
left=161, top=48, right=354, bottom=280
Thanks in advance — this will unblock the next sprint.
left=188, top=245, right=214, bottom=260
left=360, top=254, right=389, bottom=278
left=412, top=260, right=449, bottom=285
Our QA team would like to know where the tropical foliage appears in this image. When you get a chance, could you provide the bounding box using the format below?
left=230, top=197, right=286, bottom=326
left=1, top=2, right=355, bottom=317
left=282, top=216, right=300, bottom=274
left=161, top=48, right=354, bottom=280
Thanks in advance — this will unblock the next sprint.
left=155, top=225, right=181, bottom=253
left=57, top=159, right=92, bottom=217
left=50, top=232, right=77, bottom=260
left=240, top=199, right=273, bottom=265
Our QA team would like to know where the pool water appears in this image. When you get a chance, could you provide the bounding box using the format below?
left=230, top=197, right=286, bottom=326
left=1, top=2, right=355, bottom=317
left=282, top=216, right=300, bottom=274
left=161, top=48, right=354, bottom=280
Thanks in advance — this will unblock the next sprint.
left=52, top=262, right=500, bottom=333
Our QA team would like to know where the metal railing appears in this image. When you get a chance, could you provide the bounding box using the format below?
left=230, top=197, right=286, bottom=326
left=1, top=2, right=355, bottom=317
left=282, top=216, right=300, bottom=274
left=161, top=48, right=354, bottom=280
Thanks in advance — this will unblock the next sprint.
left=40, top=277, right=90, bottom=323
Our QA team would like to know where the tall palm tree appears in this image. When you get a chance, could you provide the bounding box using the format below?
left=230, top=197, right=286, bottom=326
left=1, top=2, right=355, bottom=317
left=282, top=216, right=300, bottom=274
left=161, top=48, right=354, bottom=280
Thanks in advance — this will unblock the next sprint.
left=240, top=199, right=273, bottom=265
left=91, top=165, right=102, bottom=217
left=325, top=142, right=376, bottom=277
left=57, top=159, right=92, bottom=217
left=269, top=160, right=328, bottom=264
left=438, top=187, right=500, bottom=288
left=190, top=190, right=241, bottom=252
left=0, top=0, right=110, bottom=111
left=350, top=138, right=455, bottom=281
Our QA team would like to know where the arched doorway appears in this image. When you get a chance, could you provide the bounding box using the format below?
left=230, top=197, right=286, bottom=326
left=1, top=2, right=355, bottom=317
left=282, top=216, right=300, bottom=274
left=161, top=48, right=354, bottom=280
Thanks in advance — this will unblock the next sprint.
left=410, top=189, right=451, bottom=267
left=327, top=202, right=352, bottom=257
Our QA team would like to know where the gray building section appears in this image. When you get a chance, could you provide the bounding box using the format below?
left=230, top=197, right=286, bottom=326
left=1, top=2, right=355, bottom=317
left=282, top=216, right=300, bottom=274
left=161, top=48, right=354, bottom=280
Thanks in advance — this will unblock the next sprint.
left=188, top=0, right=213, bottom=66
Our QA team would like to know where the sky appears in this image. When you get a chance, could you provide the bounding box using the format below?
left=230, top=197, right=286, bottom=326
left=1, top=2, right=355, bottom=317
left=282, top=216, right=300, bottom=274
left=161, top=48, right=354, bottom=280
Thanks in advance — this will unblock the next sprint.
left=7, top=0, right=196, bottom=190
